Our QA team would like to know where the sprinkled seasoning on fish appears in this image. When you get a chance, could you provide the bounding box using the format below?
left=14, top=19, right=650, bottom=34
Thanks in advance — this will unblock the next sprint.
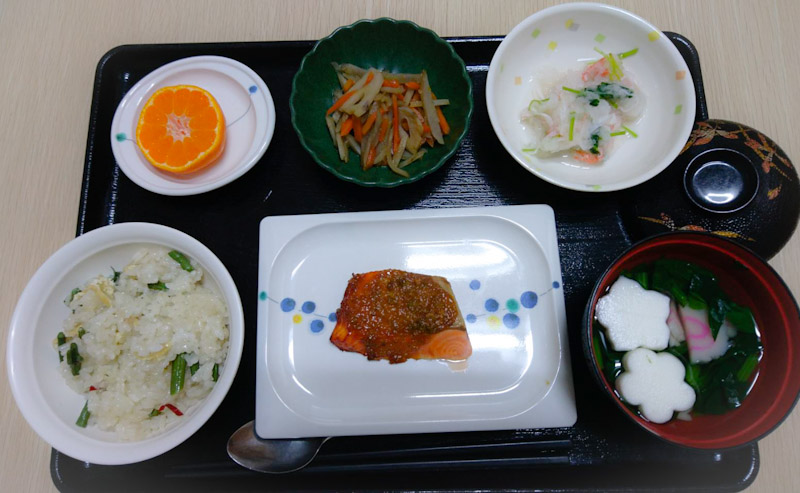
left=330, top=270, right=472, bottom=364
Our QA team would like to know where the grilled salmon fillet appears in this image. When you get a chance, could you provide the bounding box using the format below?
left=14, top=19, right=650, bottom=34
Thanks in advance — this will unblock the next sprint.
left=330, top=269, right=472, bottom=364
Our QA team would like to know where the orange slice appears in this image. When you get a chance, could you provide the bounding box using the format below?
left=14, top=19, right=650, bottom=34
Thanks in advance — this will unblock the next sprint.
left=135, top=85, right=225, bottom=174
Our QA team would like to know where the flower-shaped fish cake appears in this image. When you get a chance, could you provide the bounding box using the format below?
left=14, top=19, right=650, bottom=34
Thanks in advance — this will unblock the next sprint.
left=616, top=348, right=696, bottom=423
left=595, top=276, right=671, bottom=351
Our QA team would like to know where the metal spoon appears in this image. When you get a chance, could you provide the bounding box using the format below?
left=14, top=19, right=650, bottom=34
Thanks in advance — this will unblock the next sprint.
left=226, top=420, right=329, bottom=473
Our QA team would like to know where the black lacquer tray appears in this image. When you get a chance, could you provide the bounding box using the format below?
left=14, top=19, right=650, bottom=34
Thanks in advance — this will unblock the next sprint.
left=52, top=34, right=765, bottom=492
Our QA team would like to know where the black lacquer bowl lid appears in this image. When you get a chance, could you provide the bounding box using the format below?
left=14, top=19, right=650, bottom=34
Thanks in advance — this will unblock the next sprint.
left=622, top=119, right=799, bottom=259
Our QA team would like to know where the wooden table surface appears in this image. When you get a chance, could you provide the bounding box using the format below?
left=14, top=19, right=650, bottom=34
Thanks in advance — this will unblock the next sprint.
left=2, top=1, right=798, bottom=491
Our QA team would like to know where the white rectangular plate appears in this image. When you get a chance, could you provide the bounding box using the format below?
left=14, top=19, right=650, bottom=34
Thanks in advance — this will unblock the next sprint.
left=256, top=205, right=576, bottom=438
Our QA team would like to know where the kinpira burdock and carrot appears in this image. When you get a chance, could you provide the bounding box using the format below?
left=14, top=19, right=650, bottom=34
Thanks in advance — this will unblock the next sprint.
left=325, top=63, right=450, bottom=177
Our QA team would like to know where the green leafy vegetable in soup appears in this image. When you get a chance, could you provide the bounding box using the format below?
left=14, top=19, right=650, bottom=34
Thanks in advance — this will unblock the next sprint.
left=595, top=259, right=761, bottom=418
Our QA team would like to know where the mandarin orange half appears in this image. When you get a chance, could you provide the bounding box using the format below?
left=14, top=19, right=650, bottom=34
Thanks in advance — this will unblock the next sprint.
left=136, top=85, right=226, bottom=174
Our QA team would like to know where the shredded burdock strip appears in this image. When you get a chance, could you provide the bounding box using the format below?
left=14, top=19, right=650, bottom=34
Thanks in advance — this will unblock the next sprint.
left=325, top=63, right=450, bottom=176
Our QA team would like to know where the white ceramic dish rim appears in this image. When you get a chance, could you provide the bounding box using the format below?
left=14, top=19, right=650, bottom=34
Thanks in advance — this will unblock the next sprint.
left=110, top=55, right=276, bottom=196
left=486, top=2, right=696, bottom=192
left=255, top=205, right=577, bottom=438
left=6, top=222, right=244, bottom=465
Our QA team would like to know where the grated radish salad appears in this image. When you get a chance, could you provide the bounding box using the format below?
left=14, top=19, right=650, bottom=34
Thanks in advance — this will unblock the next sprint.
left=521, top=48, right=643, bottom=164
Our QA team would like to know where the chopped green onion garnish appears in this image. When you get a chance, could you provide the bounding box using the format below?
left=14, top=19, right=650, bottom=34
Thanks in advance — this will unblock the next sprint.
left=66, top=287, right=81, bottom=304
left=562, top=86, right=582, bottom=94
left=607, top=99, right=619, bottom=109
left=622, top=125, right=638, bottom=138
left=78, top=327, right=86, bottom=339
left=111, top=268, right=121, bottom=283
left=607, top=52, right=623, bottom=80
left=170, top=353, right=187, bottom=395
left=568, top=113, right=576, bottom=141
left=521, top=148, right=537, bottom=153
left=149, top=409, right=162, bottom=418
left=527, top=98, right=549, bottom=111
left=76, top=401, right=90, bottom=428
left=593, top=47, right=624, bottom=80
left=618, top=47, right=639, bottom=59
left=189, top=361, right=200, bottom=376
left=168, top=250, right=194, bottom=272
left=148, top=281, right=168, bottom=291
left=57, top=332, right=66, bottom=362
left=66, top=343, right=83, bottom=375
left=610, top=131, right=626, bottom=137
left=212, top=363, right=219, bottom=382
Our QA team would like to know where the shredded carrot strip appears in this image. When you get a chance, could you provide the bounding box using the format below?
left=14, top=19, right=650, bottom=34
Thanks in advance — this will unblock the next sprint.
left=365, top=146, right=376, bottom=168
left=326, top=92, right=353, bottom=116
left=573, top=150, right=602, bottom=164
left=378, top=118, right=390, bottom=142
left=410, top=107, right=430, bottom=134
left=353, top=116, right=363, bottom=142
left=340, top=116, right=353, bottom=136
left=431, top=91, right=450, bottom=135
left=392, top=94, right=399, bottom=153
left=436, top=107, right=450, bottom=135
left=404, top=81, right=421, bottom=90
left=362, top=111, right=377, bottom=134
left=326, top=72, right=374, bottom=115
left=343, top=79, right=354, bottom=91
left=382, top=79, right=400, bottom=88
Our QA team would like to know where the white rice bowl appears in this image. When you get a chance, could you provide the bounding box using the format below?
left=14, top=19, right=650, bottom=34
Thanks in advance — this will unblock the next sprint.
left=7, top=223, right=244, bottom=465
left=58, top=247, right=229, bottom=440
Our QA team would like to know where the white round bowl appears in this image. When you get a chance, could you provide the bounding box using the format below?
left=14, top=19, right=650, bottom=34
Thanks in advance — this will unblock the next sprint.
left=486, top=3, right=696, bottom=192
left=110, top=55, right=275, bottom=196
left=6, top=223, right=244, bottom=465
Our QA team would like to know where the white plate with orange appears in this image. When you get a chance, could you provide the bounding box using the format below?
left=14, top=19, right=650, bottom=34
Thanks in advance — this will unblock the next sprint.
left=110, top=55, right=275, bottom=196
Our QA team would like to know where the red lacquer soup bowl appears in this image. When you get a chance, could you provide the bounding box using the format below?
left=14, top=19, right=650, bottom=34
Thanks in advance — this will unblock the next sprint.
left=582, top=232, right=800, bottom=449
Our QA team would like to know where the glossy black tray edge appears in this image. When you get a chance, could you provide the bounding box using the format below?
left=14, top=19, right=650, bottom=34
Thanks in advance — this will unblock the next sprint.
left=53, top=34, right=759, bottom=492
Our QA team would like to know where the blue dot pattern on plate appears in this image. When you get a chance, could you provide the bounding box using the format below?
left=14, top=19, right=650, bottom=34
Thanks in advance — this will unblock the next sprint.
left=268, top=279, right=562, bottom=336
left=116, top=133, right=127, bottom=142
left=503, top=313, right=520, bottom=329
left=521, top=291, right=538, bottom=309
left=280, top=298, right=296, bottom=312
left=249, top=85, right=257, bottom=94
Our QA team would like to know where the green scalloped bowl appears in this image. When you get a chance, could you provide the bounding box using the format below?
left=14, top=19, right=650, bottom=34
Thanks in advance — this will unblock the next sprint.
left=290, top=18, right=473, bottom=187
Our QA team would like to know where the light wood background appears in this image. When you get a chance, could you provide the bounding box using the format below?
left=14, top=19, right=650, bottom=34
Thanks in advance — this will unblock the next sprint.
left=2, top=1, right=798, bottom=491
